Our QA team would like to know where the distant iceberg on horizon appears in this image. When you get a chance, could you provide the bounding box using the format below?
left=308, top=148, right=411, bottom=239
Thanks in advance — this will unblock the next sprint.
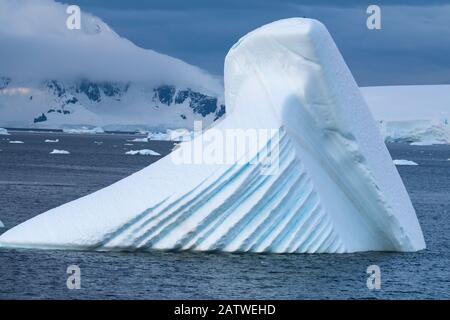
left=0, top=18, right=425, bottom=253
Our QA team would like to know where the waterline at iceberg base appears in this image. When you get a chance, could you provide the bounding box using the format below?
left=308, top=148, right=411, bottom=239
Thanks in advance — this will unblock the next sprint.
left=0, top=18, right=425, bottom=253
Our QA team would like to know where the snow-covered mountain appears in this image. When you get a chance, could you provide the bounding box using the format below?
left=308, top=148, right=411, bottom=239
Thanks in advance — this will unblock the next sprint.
left=362, top=85, right=450, bottom=145
left=0, top=0, right=224, bottom=131
left=0, top=0, right=448, bottom=145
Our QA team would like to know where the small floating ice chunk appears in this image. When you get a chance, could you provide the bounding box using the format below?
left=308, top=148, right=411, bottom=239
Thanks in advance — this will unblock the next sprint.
left=45, top=139, right=59, bottom=143
left=0, top=128, right=9, bottom=135
left=129, top=137, right=148, bottom=143
left=147, top=129, right=192, bottom=141
left=393, top=159, right=418, bottom=166
left=147, top=132, right=169, bottom=141
left=9, top=140, right=24, bottom=144
left=50, top=149, right=70, bottom=155
left=410, top=141, right=434, bottom=146
left=63, top=127, right=104, bottom=134
left=125, top=149, right=160, bottom=156
left=0, top=219, right=4, bottom=228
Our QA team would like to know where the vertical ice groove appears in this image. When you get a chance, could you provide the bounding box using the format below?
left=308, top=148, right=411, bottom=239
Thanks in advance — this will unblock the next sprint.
left=102, top=166, right=235, bottom=248
left=174, top=133, right=292, bottom=250
left=160, top=162, right=269, bottom=250
left=213, top=158, right=303, bottom=251
left=295, top=213, right=330, bottom=253
left=131, top=133, right=282, bottom=249
left=305, top=219, right=333, bottom=253
left=97, top=197, right=170, bottom=248
left=237, top=170, right=308, bottom=252
left=285, top=204, right=325, bottom=253
left=314, top=228, right=336, bottom=253
left=192, top=147, right=297, bottom=251
left=253, top=186, right=317, bottom=252
left=264, top=189, right=322, bottom=252
left=123, top=132, right=287, bottom=249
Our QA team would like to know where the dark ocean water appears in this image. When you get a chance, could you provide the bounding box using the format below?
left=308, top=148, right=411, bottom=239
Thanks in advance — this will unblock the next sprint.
left=0, top=131, right=449, bottom=299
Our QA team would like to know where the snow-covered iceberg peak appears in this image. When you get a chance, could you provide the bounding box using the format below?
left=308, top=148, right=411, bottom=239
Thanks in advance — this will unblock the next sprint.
left=0, top=18, right=425, bottom=253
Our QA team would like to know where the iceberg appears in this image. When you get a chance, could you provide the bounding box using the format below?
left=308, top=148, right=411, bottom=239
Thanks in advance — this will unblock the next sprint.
left=63, top=127, right=104, bottom=134
left=129, top=137, right=149, bottom=143
left=0, top=128, right=9, bottom=135
left=125, top=149, right=161, bottom=156
left=49, top=149, right=70, bottom=155
left=362, top=85, right=450, bottom=145
left=0, top=18, right=425, bottom=253
left=147, top=129, right=193, bottom=142
left=393, top=160, right=419, bottom=166
left=0, top=219, right=4, bottom=228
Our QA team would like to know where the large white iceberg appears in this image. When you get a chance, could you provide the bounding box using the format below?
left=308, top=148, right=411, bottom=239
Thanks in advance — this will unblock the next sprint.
left=362, top=85, right=450, bottom=145
left=0, top=18, right=425, bottom=253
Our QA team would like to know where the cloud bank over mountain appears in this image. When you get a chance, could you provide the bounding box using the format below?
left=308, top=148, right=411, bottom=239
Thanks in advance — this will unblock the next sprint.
left=0, top=0, right=221, bottom=92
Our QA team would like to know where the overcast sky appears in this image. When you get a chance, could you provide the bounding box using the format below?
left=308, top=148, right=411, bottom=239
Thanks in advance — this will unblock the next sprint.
left=63, top=0, right=450, bottom=86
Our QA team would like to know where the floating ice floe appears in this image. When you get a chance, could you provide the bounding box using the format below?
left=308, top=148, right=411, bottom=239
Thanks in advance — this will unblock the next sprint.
left=63, top=127, right=104, bottom=134
left=0, top=128, right=9, bottom=135
left=393, top=160, right=419, bottom=166
left=0, top=219, right=4, bottom=228
left=125, top=149, right=161, bottom=156
left=129, top=137, right=149, bottom=143
left=147, top=132, right=169, bottom=141
left=49, top=149, right=70, bottom=155
left=0, top=18, right=425, bottom=253
left=9, top=140, right=24, bottom=144
left=45, top=139, right=59, bottom=143
left=146, top=129, right=192, bottom=142
left=410, top=141, right=434, bottom=146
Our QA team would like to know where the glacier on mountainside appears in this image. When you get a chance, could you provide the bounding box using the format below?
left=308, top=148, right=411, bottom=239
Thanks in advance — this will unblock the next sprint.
left=0, top=0, right=224, bottom=131
left=362, top=85, right=450, bottom=145
left=0, top=18, right=425, bottom=253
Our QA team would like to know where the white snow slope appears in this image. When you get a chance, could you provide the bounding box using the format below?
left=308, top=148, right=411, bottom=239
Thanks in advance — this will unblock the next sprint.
left=0, top=0, right=224, bottom=131
left=362, top=85, right=450, bottom=145
left=0, top=18, right=425, bottom=253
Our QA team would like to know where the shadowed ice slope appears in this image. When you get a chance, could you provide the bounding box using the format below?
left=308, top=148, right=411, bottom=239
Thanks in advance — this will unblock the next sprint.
left=0, top=18, right=425, bottom=253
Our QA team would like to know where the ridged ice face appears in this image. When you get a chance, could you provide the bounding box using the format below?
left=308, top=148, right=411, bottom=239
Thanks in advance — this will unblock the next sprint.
left=0, top=18, right=425, bottom=253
